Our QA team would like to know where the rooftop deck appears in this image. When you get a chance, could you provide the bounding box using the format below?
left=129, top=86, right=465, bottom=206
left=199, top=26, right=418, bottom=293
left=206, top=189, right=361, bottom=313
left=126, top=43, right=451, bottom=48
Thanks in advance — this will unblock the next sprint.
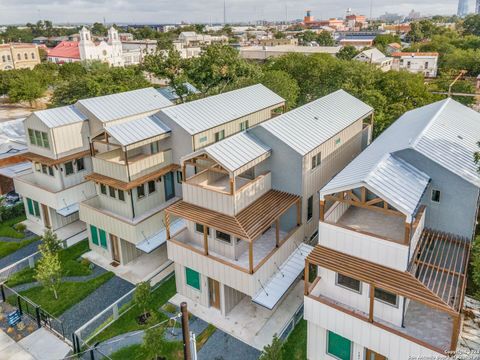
left=336, top=206, right=405, bottom=243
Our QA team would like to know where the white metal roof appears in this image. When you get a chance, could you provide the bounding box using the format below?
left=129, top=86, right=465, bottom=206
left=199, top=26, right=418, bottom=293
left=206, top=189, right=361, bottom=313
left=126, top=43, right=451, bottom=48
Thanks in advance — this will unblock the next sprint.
left=76, top=88, right=173, bottom=123
left=105, top=115, right=171, bottom=147
left=56, top=203, right=79, bottom=217
left=253, top=243, right=313, bottom=310
left=320, top=98, right=480, bottom=220
left=35, top=105, right=87, bottom=128
left=259, top=90, right=373, bottom=156
left=0, top=162, right=32, bottom=178
left=355, top=48, right=391, bottom=63
left=184, top=132, right=271, bottom=174
left=158, top=84, right=285, bottom=135
left=136, top=219, right=186, bottom=253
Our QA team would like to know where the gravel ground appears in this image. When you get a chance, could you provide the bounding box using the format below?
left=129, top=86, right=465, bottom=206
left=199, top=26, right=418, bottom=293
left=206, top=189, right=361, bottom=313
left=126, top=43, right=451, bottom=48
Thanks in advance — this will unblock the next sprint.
left=0, top=238, right=41, bottom=270
left=198, top=329, right=261, bottom=360
left=60, top=276, right=134, bottom=335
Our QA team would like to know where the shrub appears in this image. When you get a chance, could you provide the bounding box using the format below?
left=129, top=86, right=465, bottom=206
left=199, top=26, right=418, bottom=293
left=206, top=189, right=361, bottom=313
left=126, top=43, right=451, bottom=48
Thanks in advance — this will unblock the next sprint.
left=14, top=223, right=27, bottom=233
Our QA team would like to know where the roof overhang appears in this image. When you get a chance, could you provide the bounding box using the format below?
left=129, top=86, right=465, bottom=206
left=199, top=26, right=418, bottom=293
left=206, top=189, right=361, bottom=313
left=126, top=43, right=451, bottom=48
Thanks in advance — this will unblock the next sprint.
left=136, top=218, right=186, bottom=253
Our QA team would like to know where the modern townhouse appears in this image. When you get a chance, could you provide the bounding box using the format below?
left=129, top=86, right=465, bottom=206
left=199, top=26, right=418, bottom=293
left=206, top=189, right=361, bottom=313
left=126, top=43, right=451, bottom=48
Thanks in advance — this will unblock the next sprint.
left=14, top=88, right=174, bottom=246
left=303, top=98, right=480, bottom=359
left=164, top=90, right=373, bottom=349
left=79, top=84, right=285, bottom=283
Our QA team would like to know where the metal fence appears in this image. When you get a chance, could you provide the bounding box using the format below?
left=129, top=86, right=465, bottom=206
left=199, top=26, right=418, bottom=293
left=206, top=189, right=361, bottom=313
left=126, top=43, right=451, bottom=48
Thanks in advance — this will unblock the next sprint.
left=0, top=283, right=67, bottom=341
left=0, top=251, right=41, bottom=282
left=74, top=264, right=175, bottom=345
left=278, top=302, right=304, bottom=342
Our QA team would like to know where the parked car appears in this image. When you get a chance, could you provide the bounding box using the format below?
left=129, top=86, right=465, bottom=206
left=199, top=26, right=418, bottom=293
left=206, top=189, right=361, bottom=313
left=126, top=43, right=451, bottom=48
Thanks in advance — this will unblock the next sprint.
left=4, top=191, right=20, bottom=206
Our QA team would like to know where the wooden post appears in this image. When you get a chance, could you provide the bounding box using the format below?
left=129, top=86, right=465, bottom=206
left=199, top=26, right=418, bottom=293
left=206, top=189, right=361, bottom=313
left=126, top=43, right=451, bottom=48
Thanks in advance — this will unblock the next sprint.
left=181, top=302, right=192, bottom=360
left=450, top=314, right=461, bottom=352
left=319, top=200, right=325, bottom=222
left=275, top=218, right=280, bottom=248
left=361, top=187, right=366, bottom=203
left=249, top=241, right=254, bottom=274
left=369, top=283, right=375, bottom=323
left=404, top=222, right=411, bottom=245
left=304, top=259, right=310, bottom=295
left=165, top=212, right=171, bottom=240
left=296, top=199, right=301, bottom=226
left=203, top=225, right=208, bottom=255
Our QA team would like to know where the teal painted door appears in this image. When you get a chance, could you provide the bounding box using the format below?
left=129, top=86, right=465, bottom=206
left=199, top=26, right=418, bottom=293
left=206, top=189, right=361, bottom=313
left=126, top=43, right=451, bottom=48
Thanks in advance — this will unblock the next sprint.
left=164, top=172, right=175, bottom=201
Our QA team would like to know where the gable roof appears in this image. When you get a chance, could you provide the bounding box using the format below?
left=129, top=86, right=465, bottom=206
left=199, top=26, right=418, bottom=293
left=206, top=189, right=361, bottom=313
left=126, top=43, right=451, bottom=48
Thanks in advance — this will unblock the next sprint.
left=320, top=98, right=480, bottom=217
left=105, top=115, right=171, bottom=147
left=76, top=88, right=173, bottom=123
left=158, top=84, right=285, bottom=135
left=34, top=105, right=87, bottom=128
left=356, top=48, right=391, bottom=63
left=258, top=90, right=373, bottom=156
left=184, top=132, right=271, bottom=175
left=46, top=41, right=80, bottom=59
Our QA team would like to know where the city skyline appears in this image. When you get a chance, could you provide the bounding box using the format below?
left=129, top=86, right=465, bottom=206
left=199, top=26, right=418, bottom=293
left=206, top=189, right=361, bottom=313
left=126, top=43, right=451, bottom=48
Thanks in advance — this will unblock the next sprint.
left=0, top=0, right=473, bottom=25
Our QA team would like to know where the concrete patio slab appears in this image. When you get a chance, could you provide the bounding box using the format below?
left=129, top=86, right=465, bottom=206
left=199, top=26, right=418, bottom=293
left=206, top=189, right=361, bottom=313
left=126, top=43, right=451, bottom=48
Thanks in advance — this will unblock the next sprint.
left=18, top=328, right=71, bottom=360
left=0, top=330, right=34, bottom=360
left=170, top=280, right=304, bottom=350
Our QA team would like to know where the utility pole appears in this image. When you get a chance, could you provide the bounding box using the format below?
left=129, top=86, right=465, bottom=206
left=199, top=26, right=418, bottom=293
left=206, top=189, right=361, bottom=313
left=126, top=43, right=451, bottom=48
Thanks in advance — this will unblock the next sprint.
left=223, top=0, right=226, bottom=25
left=448, top=70, right=466, bottom=97
left=181, top=302, right=191, bottom=360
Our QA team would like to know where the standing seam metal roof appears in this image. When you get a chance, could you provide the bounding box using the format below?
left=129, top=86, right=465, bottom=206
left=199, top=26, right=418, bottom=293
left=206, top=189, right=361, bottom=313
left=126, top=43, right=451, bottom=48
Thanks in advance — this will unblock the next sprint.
left=259, top=89, right=373, bottom=156
left=184, top=132, right=271, bottom=173
left=105, top=115, right=171, bottom=147
left=34, top=105, right=87, bottom=128
left=76, top=87, right=173, bottom=123
left=158, top=84, right=285, bottom=135
left=320, top=98, right=480, bottom=218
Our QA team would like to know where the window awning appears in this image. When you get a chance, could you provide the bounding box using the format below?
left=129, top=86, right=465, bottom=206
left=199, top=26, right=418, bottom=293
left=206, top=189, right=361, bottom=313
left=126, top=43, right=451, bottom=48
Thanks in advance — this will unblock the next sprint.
left=253, top=243, right=313, bottom=310
left=56, top=203, right=79, bottom=217
left=136, top=218, right=186, bottom=253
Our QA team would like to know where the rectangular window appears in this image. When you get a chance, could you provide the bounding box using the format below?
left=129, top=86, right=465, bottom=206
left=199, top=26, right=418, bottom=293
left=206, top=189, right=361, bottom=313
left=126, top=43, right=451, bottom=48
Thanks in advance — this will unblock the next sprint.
left=335, top=138, right=341, bottom=145
left=148, top=180, right=156, bottom=194
left=137, top=184, right=145, bottom=199
left=199, top=136, right=207, bottom=143
left=41, top=132, right=49, bottom=148
left=240, top=120, right=249, bottom=131
left=327, top=331, right=352, bottom=360
left=374, top=288, right=398, bottom=307
left=431, top=189, right=441, bottom=203
left=65, top=161, right=74, bottom=175
left=100, top=184, right=107, bottom=195
left=216, top=230, right=231, bottom=243
left=109, top=186, right=116, bottom=198
left=76, top=158, right=85, bottom=171
left=28, top=129, right=36, bottom=145
left=176, top=171, right=183, bottom=183
left=150, top=141, right=159, bottom=154
left=48, top=166, right=54, bottom=176
left=307, top=196, right=313, bottom=221
left=26, top=198, right=34, bottom=216
left=99, top=229, right=108, bottom=249
left=336, top=273, right=361, bottom=293
left=424, top=61, right=429, bottom=69
left=195, top=223, right=210, bottom=235
left=185, top=267, right=201, bottom=290
left=214, top=130, right=225, bottom=142
left=41, top=164, right=48, bottom=174
left=311, top=153, right=321, bottom=169
left=118, top=190, right=125, bottom=201
left=34, top=162, right=41, bottom=172
left=90, top=225, right=99, bottom=245
left=33, top=200, right=40, bottom=217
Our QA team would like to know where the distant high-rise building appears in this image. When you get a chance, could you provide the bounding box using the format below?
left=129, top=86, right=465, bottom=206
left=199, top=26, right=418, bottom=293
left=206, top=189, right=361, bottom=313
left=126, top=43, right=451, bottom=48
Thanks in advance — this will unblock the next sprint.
left=476, top=0, right=480, bottom=14
left=457, top=0, right=469, bottom=17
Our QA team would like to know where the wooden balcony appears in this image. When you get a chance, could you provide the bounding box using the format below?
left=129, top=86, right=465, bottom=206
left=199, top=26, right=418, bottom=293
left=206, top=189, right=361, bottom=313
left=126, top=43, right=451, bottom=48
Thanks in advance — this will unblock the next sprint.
left=92, top=148, right=173, bottom=182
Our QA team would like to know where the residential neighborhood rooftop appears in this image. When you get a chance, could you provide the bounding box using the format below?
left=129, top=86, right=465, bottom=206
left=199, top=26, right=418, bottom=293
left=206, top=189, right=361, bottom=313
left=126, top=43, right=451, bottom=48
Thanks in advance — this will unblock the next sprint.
left=34, top=104, right=87, bottom=128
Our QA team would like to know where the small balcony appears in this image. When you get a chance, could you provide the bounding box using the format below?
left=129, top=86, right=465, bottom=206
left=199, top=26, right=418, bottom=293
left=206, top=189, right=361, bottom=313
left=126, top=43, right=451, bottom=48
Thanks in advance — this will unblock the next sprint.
left=92, top=148, right=173, bottom=183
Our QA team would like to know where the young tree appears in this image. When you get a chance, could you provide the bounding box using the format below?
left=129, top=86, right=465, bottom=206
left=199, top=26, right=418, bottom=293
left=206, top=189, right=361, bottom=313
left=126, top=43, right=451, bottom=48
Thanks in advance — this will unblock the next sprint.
left=7, top=70, right=47, bottom=106
left=39, top=229, right=62, bottom=255
left=134, top=281, right=153, bottom=319
left=316, top=31, right=334, bottom=46
left=259, top=334, right=283, bottom=360
left=35, top=251, right=62, bottom=299
left=142, top=313, right=167, bottom=360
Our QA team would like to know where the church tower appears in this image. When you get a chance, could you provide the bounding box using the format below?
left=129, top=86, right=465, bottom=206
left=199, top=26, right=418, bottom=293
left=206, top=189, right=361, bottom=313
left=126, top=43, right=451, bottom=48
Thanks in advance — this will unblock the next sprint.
left=107, top=27, right=124, bottom=66
left=79, top=27, right=96, bottom=61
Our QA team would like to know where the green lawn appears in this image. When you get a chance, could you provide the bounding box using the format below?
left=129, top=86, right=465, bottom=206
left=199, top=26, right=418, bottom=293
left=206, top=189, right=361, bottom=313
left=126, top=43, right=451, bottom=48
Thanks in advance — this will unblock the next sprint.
left=109, top=342, right=183, bottom=360
left=282, top=320, right=307, bottom=360
left=90, top=275, right=177, bottom=344
left=0, top=236, right=39, bottom=259
left=6, top=239, right=91, bottom=287
left=10, top=272, right=114, bottom=317
left=0, top=215, right=27, bottom=238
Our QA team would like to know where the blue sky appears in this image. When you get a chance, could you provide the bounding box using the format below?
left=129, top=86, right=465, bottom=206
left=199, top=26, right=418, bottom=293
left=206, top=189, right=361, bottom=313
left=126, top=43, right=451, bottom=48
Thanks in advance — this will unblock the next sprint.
left=0, top=0, right=469, bottom=25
